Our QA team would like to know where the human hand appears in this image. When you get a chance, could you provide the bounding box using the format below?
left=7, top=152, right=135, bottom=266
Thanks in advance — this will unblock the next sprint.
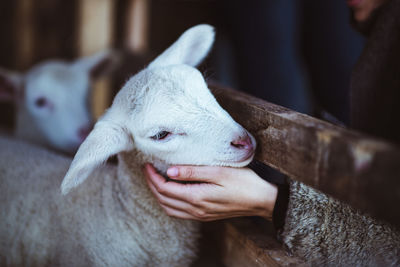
left=144, top=164, right=278, bottom=221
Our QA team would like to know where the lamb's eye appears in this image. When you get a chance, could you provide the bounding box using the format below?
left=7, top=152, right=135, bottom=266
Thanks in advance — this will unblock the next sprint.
left=35, top=97, right=48, bottom=108
left=150, top=131, right=171, bottom=140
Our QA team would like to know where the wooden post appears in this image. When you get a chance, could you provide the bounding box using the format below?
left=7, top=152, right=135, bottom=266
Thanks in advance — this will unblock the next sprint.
left=123, top=0, right=150, bottom=53
left=13, top=0, right=35, bottom=70
left=77, top=0, right=115, bottom=119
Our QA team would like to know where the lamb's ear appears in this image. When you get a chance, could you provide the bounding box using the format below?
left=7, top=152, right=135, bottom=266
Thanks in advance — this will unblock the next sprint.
left=73, top=50, right=120, bottom=80
left=61, top=116, right=133, bottom=195
left=148, top=24, right=215, bottom=69
left=0, top=68, right=22, bottom=102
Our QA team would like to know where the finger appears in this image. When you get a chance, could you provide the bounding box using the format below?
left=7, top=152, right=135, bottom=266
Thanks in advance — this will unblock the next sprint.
left=144, top=163, right=205, bottom=202
left=144, top=163, right=166, bottom=183
left=167, top=165, right=225, bottom=184
left=161, top=206, right=249, bottom=222
left=160, top=203, right=214, bottom=222
left=146, top=170, right=256, bottom=221
left=160, top=204, right=198, bottom=220
left=147, top=177, right=201, bottom=211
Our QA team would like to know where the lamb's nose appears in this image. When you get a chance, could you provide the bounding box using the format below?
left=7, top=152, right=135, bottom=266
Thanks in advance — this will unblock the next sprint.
left=231, top=135, right=253, bottom=150
left=77, top=125, right=92, bottom=142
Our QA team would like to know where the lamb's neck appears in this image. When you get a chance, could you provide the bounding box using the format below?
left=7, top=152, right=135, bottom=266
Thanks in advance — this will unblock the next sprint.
left=118, top=149, right=171, bottom=177
left=113, top=149, right=169, bottom=217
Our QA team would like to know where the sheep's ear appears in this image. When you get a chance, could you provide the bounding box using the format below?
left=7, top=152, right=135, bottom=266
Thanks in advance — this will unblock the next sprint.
left=61, top=116, right=133, bottom=195
left=0, top=68, right=23, bottom=102
left=73, top=50, right=120, bottom=80
left=148, top=24, right=215, bottom=69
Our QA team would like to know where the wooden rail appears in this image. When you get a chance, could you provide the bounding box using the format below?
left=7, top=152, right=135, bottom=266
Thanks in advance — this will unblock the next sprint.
left=192, top=218, right=306, bottom=267
left=220, top=219, right=306, bottom=267
left=211, top=84, right=400, bottom=228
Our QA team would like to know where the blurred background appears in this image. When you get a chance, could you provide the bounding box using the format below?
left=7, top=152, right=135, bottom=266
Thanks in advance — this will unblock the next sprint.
left=0, top=0, right=364, bottom=131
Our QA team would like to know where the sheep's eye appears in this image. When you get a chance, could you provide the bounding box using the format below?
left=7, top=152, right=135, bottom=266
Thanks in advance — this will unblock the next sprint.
left=35, top=97, right=48, bottom=108
left=151, top=131, right=171, bottom=140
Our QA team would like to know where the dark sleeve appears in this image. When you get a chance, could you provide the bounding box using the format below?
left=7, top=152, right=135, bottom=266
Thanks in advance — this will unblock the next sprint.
left=248, top=160, right=289, bottom=232
left=272, top=183, right=289, bottom=233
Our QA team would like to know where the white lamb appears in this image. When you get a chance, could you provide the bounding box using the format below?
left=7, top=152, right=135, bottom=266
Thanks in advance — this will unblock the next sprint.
left=0, top=24, right=256, bottom=266
left=0, top=51, right=117, bottom=153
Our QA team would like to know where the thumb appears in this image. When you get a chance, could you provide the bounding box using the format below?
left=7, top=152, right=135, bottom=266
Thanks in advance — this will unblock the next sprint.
left=167, top=166, right=223, bottom=184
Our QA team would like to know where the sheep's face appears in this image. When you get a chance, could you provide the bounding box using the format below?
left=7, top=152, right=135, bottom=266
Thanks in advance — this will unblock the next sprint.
left=61, top=24, right=256, bottom=194
left=115, top=65, right=256, bottom=168
left=23, top=62, right=93, bottom=153
left=0, top=51, right=116, bottom=154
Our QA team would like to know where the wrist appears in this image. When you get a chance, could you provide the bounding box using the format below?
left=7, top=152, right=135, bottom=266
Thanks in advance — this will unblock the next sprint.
left=257, top=181, right=278, bottom=220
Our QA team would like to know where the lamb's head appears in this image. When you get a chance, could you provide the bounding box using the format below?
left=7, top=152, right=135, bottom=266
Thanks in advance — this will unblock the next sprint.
left=0, top=51, right=117, bottom=153
left=61, top=24, right=256, bottom=195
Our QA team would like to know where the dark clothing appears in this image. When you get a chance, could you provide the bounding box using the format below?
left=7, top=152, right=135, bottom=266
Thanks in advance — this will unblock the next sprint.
left=350, top=0, right=400, bottom=143
left=219, top=0, right=364, bottom=122
left=266, top=1, right=400, bottom=265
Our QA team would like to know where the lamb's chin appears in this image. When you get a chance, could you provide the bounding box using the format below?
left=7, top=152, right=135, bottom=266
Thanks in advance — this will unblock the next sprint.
left=151, top=152, right=256, bottom=175
left=152, top=160, right=170, bottom=176
left=217, top=153, right=256, bottom=168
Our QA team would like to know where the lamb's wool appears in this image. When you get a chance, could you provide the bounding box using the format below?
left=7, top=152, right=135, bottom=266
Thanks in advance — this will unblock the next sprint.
left=0, top=135, right=199, bottom=267
left=0, top=24, right=255, bottom=267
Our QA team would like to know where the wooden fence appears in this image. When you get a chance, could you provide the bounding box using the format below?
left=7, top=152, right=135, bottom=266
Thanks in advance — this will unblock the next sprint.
left=212, top=85, right=400, bottom=227
left=208, top=84, right=400, bottom=266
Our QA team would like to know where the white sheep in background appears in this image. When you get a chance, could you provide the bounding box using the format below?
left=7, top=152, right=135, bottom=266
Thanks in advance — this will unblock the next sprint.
left=0, top=24, right=256, bottom=266
left=0, top=51, right=117, bottom=153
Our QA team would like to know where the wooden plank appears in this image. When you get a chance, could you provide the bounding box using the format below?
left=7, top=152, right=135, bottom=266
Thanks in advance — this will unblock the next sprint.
left=221, top=218, right=306, bottom=267
left=76, top=0, right=115, bottom=119
left=13, top=0, right=35, bottom=70
left=0, top=1, right=18, bottom=129
left=31, top=0, right=77, bottom=62
left=0, top=1, right=18, bottom=69
left=123, top=0, right=150, bottom=53
left=210, top=84, right=400, bottom=227
left=77, top=0, right=115, bottom=56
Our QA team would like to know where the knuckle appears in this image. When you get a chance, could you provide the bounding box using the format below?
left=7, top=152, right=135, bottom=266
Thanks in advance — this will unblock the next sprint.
left=156, top=183, right=166, bottom=194
left=194, top=198, right=207, bottom=209
left=158, top=196, right=167, bottom=205
left=184, top=167, right=195, bottom=179
left=188, top=194, right=201, bottom=204
left=193, top=209, right=207, bottom=219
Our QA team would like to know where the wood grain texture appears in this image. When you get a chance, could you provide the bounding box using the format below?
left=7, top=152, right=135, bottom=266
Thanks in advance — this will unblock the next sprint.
left=31, top=0, right=77, bottom=63
left=13, top=0, right=35, bottom=70
left=123, top=0, right=150, bottom=53
left=221, top=218, right=306, bottom=267
left=76, top=0, right=115, bottom=119
left=211, top=84, right=400, bottom=227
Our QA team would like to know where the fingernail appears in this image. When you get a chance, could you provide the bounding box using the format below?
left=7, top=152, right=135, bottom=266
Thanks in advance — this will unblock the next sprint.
left=167, top=167, right=179, bottom=177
